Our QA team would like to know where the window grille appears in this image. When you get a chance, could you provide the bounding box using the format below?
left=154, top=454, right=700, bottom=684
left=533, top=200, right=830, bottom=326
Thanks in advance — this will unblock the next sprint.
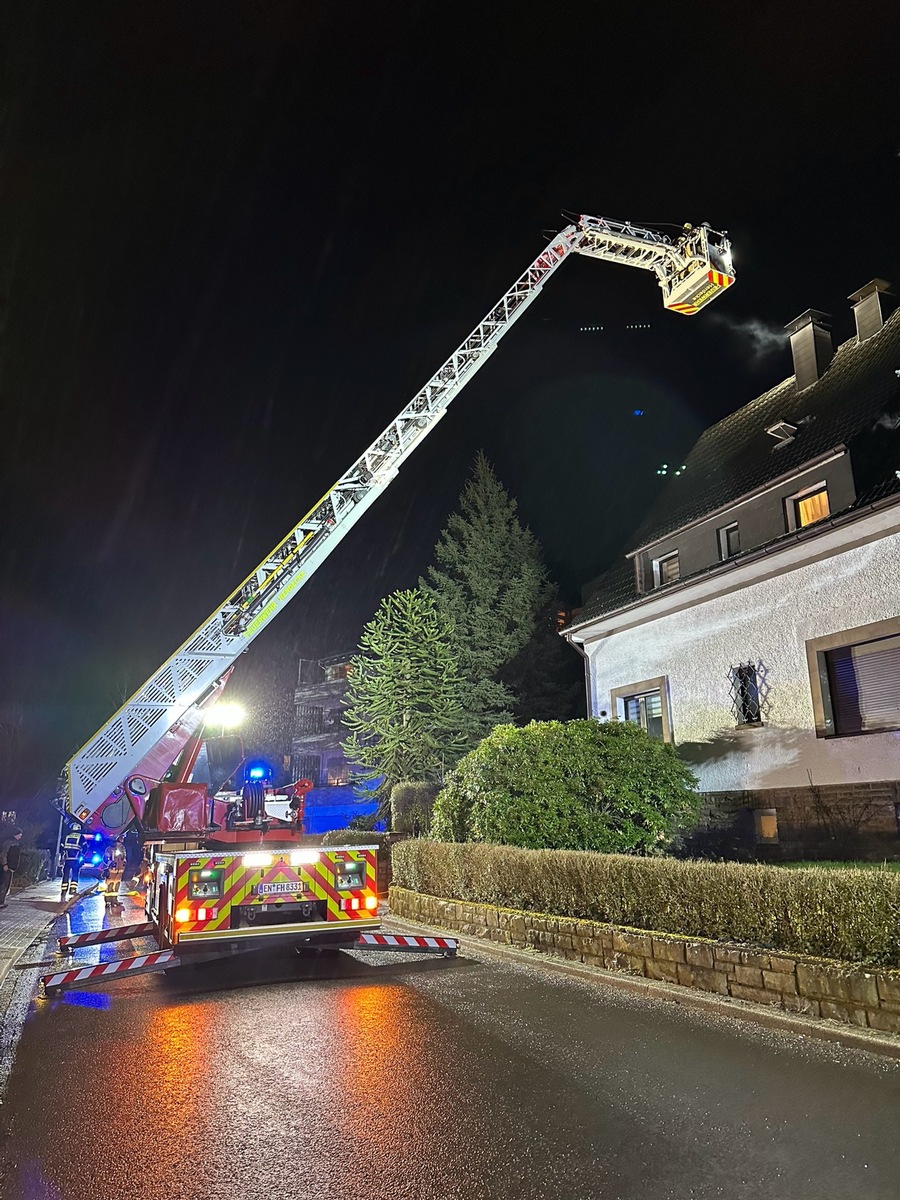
left=728, top=662, right=762, bottom=724
left=294, top=754, right=320, bottom=786
left=296, top=704, right=324, bottom=735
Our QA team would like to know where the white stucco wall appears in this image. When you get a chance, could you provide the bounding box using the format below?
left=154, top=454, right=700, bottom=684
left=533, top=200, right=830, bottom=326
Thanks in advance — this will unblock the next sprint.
left=576, top=509, right=900, bottom=792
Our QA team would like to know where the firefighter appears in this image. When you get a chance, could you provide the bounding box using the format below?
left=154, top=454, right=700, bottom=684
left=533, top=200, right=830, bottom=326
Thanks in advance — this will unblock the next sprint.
left=60, top=831, right=84, bottom=899
left=132, top=851, right=152, bottom=893
left=102, top=835, right=127, bottom=905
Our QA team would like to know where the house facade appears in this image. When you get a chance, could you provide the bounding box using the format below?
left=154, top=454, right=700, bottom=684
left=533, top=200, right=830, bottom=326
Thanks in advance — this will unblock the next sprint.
left=291, top=655, right=354, bottom=788
left=565, top=282, right=900, bottom=856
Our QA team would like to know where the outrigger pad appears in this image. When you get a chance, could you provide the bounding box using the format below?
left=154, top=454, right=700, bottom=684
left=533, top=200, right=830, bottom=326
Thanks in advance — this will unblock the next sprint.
left=355, top=932, right=458, bottom=956
left=41, top=950, right=177, bottom=994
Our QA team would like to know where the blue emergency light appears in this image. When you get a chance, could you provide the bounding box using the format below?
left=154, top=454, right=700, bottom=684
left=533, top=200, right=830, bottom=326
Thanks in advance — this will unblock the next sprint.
left=248, top=767, right=265, bottom=779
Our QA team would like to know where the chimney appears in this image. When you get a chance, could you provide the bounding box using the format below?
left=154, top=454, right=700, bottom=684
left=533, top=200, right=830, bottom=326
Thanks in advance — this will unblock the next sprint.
left=785, top=309, right=833, bottom=391
left=848, top=279, right=893, bottom=342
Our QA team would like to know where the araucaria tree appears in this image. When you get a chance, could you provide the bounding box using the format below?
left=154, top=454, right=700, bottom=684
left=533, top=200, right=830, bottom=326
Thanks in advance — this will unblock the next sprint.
left=341, top=589, right=469, bottom=798
left=422, top=452, right=551, bottom=737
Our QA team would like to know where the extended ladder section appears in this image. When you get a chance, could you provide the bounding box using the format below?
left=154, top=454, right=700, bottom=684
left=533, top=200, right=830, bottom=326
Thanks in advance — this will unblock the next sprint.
left=66, top=214, right=734, bottom=826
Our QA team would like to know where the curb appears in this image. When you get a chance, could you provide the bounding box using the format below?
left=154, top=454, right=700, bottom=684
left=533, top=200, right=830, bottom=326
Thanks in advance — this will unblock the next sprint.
left=385, top=913, right=900, bottom=1062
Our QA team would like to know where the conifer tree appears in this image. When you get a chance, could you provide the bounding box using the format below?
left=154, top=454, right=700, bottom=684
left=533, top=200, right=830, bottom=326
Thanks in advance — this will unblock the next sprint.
left=499, top=594, right=585, bottom=724
left=341, top=588, right=469, bottom=798
left=421, top=452, right=551, bottom=736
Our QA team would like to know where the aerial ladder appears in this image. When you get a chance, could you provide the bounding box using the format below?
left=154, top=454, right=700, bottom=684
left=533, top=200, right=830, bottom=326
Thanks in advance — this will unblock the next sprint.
left=64, top=215, right=735, bottom=839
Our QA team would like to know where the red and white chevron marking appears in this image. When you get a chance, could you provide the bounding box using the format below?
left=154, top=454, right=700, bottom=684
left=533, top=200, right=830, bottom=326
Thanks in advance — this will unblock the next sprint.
left=42, top=950, right=176, bottom=994
left=357, top=932, right=458, bottom=954
left=59, top=922, right=156, bottom=950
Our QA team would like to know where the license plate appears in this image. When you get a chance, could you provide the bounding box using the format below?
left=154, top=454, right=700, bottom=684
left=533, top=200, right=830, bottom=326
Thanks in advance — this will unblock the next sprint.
left=255, top=881, right=300, bottom=896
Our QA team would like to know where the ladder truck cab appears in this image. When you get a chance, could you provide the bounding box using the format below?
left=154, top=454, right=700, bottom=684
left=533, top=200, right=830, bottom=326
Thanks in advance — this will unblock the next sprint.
left=43, top=212, right=735, bottom=997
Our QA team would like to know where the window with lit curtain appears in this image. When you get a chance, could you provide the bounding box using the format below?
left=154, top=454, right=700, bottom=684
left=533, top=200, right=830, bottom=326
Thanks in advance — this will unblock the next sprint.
left=795, top=488, right=829, bottom=527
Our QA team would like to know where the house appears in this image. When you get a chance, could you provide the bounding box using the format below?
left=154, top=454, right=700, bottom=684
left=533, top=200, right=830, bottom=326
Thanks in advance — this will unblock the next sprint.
left=291, top=655, right=354, bottom=787
left=290, top=654, right=381, bottom=833
left=564, top=281, right=900, bottom=856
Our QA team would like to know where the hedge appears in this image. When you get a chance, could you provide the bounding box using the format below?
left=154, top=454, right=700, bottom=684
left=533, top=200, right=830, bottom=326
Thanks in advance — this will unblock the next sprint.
left=391, top=840, right=900, bottom=966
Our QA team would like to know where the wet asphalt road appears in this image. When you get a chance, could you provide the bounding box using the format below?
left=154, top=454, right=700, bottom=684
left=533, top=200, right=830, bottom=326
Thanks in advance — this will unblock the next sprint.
left=1, top=894, right=899, bottom=1200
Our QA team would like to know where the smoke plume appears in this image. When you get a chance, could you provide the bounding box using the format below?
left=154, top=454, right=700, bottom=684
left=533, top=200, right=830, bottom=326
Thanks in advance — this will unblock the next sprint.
left=707, top=313, right=787, bottom=365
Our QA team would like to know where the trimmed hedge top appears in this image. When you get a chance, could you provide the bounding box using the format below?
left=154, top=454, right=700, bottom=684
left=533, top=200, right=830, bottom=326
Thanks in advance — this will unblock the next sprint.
left=392, top=839, right=900, bottom=966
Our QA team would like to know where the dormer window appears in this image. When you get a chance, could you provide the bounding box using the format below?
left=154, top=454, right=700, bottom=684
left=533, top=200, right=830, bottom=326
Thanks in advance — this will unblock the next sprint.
left=786, top=482, right=830, bottom=531
left=717, top=522, right=740, bottom=560
left=653, top=551, right=680, bottom=586
left=766, top=421, right=798, bottom=444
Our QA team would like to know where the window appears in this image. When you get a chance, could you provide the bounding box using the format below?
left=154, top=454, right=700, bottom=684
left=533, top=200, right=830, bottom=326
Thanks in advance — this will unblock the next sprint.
left=806, top=619, right=900, bottom=737
left=653, top=551, right=680, bottom=586
left=610, top=676, right=673, bottom=742
left=325, top=661, right=352, bottom=682
left=785, top=482, right=829, bottom=531
left=728, top=662, right=762, bottom=724
left=296, top=704, right=324, bottom=735
left=294, top=754, right=320, bottom=785
left=624, top=691, right=664, bottom=738
left=753, top=809, right=779, bottom=844
left=326, top=756, right=349, bottom=786
left=717, top=522, right=740, bottom=560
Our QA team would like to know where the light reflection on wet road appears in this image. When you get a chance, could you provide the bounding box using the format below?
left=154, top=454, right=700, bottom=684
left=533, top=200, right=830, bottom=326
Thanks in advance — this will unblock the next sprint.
left=1, top=894, right=899, bottom=1200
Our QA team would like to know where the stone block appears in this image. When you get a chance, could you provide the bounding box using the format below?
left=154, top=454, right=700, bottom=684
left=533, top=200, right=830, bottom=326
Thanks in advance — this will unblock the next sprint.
left=485, top=906, right=499, bottom=928
left=685, top=944, right=714, bottom=969
left=847, top=974, right=880, bottom=1008
left=686, top=966, right=730, bottom=995
left=768, top=955, right=797, bottom=974
left=583, top=954, right=605, bottom=969
left=625, top=954, right=647, bottom=974
left=714, top=946, right=744, bottom=965
left=819, top=1000, right=869, bottom=1028
left=613, top=931, right=653, bottom=957
left=729, top=982, right=779, bottom=1006
left=733, top=966, right=764, bottom=988
left=645, top=959, right=680, bottom=984
left=651, top=938, right=686, bottom=963
left=865, top=1008, right=900, bottom=1034
left=580, top=937, right=605, bottom=960
left=796, top=964, right=852, bottom=1002
left=876, top=974, right=900, bottom=1008
left=762, top=970, right=797, bottom=995
left=783, top=995, right=820, bottom=1016
left=739, top=951, right=772, bottom=969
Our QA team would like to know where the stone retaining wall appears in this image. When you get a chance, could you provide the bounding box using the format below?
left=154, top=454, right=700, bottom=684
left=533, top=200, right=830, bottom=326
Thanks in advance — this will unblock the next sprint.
left=390, top=885, right=900, bottom=1035
left=687, top=780, right=900, bottom=859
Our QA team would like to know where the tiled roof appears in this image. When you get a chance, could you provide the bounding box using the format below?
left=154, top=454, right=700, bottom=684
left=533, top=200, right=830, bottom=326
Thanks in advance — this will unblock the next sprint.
left=572, top=478, right=900, bottom=629
left=572, top=308, right=900, bottom=629
left=630, top=306, right=900, bottom=551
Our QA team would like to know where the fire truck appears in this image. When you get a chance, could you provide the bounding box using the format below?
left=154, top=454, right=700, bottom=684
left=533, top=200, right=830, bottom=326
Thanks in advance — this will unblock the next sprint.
left=42, top=213, right=735, bottom=995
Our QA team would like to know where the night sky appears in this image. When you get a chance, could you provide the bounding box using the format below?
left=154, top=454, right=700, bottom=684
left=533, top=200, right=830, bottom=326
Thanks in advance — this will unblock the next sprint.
left=2, top=3, right=899, bottom=807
